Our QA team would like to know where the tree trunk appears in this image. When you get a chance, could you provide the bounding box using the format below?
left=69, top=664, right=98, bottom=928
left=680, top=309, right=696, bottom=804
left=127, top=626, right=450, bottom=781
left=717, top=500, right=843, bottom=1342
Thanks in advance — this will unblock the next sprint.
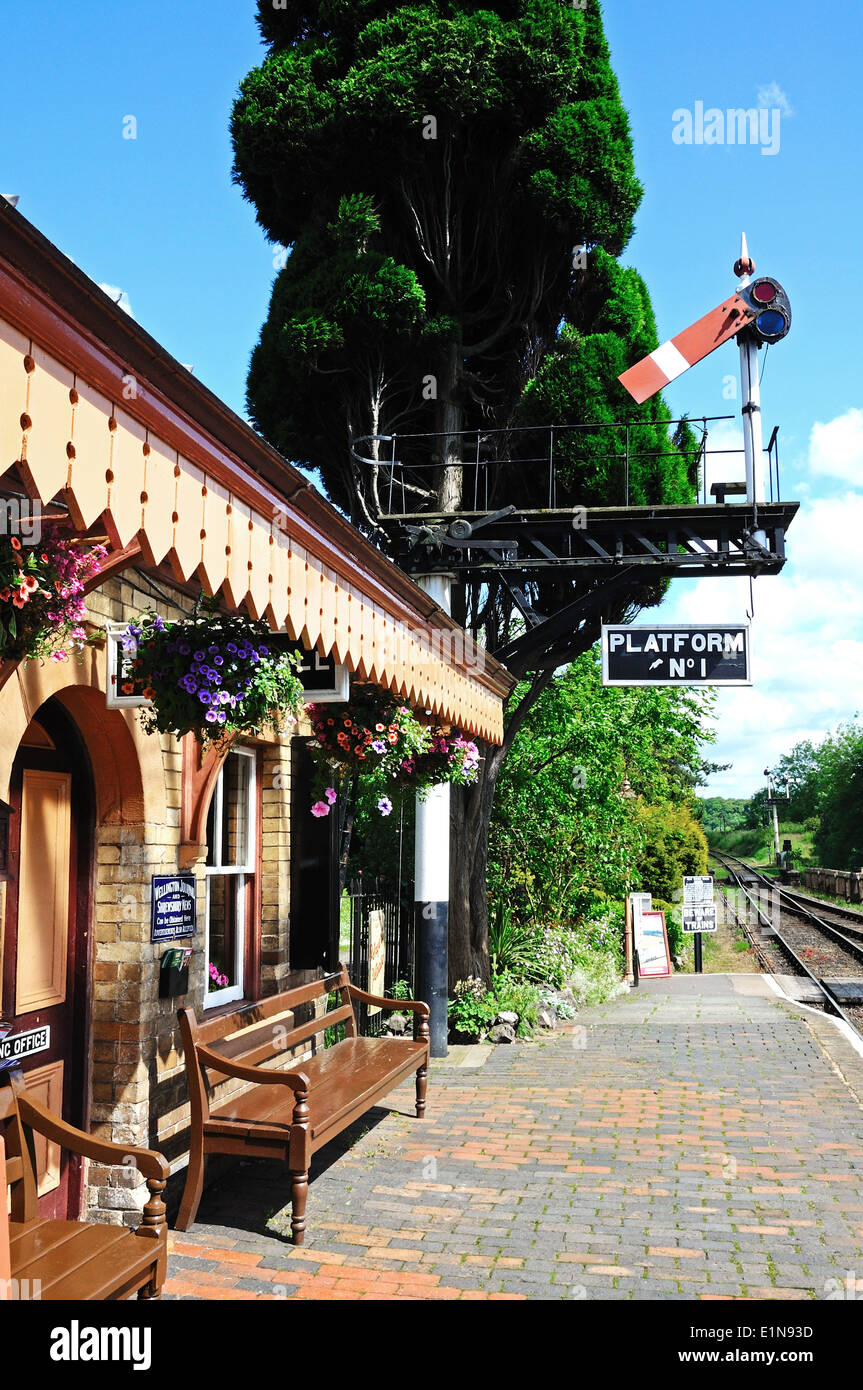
left=436, top=339, right=462, bottom=515
left=448, top=742, right=505, bottom=988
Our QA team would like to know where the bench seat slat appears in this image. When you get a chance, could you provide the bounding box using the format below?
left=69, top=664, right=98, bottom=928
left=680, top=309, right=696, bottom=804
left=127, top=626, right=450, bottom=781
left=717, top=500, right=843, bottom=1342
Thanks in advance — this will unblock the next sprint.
left=11, top=1222, right=161, bottom=1300
left=12, top=1222, right=134, bottom=1288
left=207, top=1038, right=426, bottom=1142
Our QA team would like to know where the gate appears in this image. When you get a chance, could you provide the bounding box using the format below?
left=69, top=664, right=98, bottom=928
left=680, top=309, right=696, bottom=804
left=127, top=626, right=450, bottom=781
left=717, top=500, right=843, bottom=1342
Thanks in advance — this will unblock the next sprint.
left=347, top=877, right=414, bottom=1036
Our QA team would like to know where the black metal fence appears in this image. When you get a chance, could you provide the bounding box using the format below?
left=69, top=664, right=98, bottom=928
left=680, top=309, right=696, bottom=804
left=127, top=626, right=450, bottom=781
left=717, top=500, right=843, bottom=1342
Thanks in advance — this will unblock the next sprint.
left=346, top=876, right=414, bottom=1036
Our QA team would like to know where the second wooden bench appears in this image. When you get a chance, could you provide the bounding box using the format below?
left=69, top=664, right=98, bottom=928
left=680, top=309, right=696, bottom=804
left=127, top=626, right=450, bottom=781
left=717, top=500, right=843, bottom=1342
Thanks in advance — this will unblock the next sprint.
left=176, top=965, right=429, bottom=1243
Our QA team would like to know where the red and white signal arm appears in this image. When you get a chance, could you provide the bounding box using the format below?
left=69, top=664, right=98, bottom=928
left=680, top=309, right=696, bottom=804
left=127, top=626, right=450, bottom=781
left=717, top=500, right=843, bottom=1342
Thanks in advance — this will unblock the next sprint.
left=619, top=295, right=753, bottom=404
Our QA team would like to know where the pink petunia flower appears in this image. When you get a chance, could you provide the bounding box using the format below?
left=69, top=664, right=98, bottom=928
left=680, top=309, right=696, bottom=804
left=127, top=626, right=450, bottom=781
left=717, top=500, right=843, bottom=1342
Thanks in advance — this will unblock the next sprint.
left=311, top=800, right=330, bottom=818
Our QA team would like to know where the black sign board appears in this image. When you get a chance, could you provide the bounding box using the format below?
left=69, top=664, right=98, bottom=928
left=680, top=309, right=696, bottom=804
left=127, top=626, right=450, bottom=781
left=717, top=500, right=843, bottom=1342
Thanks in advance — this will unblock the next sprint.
left=601, top=624, right=750, bottom=686
left=276, top=639, right=349, bottom=703
left=0, top=1024, right=50, bottom=1068
left=151, top=874, right=197, bottom=942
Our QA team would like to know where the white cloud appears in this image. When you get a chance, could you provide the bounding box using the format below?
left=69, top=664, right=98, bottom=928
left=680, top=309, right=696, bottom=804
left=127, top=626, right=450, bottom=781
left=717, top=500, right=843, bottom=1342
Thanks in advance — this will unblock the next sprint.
left=808, top=408, right=863, bottom=483
left=757, top=82, right=794, bottom=117
left=98, top=283, right=134, bottom=318
left=660, top=474, right=863, bottom=796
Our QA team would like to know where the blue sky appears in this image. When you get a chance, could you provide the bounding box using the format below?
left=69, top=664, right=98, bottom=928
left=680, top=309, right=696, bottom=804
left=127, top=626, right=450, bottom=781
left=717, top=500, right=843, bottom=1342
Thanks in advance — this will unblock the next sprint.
left=1, top=0, right=858, bottom=799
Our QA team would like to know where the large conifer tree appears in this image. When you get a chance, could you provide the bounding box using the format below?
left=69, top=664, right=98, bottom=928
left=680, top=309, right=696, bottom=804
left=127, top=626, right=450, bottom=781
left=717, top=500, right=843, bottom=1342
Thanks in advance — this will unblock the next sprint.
left=232, top=0, right=698, bottom=982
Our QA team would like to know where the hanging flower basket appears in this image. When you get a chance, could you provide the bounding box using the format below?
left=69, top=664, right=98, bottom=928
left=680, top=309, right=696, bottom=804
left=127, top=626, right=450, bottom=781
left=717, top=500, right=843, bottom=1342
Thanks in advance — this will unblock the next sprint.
left=0, top=525, right=107, bottom=663
left=307, top=684, right=481, bottom=817
left=122, top=604, right=306, bottom=745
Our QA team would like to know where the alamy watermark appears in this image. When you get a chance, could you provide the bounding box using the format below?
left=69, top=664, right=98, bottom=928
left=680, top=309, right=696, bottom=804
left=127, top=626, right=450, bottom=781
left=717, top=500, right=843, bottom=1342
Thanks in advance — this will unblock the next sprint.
left=672, top=100, right=783, bottom=157
left=0, top=498, right=42, bottom=544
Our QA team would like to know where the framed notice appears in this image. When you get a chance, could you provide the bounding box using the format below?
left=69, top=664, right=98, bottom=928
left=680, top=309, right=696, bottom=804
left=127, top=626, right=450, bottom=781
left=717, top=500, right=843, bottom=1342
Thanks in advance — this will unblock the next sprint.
left=367, top=909, right=386, bottom=1016
left=634, top=910, right=671, bottom=978
left=151, top=874, right=197, bottom=943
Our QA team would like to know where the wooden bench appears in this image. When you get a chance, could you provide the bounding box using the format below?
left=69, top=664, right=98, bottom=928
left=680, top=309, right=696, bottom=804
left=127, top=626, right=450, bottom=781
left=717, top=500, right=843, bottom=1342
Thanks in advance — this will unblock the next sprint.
left=0, top=1071, right=169, bottom=1300
left=176, top=964, right=430, bottom=1243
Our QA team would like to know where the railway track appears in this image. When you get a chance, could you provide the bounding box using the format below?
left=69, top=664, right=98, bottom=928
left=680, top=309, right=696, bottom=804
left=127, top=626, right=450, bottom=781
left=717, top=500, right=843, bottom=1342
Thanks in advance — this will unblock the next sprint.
left=712, top=850, right=863, bottom=1039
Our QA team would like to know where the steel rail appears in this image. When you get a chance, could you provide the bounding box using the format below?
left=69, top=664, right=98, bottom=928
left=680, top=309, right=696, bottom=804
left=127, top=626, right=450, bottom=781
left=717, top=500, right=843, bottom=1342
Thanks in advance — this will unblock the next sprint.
left=712, top=852, right=863, bottom=1035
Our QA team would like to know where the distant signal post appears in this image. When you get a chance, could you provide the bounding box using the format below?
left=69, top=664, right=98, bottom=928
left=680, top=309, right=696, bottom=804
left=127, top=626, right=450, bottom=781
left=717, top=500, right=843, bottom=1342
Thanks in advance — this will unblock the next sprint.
left=601, top=624, right=750, bottom=687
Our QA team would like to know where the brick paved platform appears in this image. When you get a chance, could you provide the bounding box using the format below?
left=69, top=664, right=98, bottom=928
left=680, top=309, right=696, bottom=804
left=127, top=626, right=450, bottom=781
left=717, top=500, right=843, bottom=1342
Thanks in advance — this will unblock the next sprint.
left=163, top=974, right=863, bottom=1301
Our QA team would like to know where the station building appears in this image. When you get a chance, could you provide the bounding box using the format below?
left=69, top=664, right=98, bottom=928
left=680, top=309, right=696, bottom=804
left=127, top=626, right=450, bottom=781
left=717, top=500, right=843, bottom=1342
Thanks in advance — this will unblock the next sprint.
left=0, top=201, right=511, bottom=1223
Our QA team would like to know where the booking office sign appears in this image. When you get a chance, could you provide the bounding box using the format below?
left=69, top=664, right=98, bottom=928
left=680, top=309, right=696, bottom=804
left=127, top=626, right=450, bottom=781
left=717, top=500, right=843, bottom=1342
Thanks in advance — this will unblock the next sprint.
left=601, top=624, right=751, bottom=687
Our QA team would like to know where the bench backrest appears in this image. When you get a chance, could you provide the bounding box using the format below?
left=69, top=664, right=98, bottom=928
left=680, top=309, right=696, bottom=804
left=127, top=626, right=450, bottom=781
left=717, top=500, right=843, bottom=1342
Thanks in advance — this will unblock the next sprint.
left=178, top=965, right=357, bottom=1123
left=0, top=1076, right=38, bottom=1224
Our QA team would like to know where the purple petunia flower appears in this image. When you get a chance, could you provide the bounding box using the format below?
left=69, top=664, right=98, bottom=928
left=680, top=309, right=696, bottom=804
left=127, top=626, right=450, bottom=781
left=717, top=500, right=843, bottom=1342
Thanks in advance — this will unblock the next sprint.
left=371, top=740, right=387, bottom=754
left=377, top=797, right=393, bottom=816
left=198, top=690, right=212, bottom=705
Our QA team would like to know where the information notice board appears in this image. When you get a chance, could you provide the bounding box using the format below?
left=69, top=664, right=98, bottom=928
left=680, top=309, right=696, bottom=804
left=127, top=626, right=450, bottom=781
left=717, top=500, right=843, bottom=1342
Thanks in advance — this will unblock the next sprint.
left=633, top=910, right=671, bottom=978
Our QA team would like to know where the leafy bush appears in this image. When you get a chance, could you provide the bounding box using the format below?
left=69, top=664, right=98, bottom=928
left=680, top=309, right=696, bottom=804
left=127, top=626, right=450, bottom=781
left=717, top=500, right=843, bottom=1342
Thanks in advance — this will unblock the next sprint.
left=491, top=973, right=541, bottom=1036
left=448, top=977, right=498, bottom=1041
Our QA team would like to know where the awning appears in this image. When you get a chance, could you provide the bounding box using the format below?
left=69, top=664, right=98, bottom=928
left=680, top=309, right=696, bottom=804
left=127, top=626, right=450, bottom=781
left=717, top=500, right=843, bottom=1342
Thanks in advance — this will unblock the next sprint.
left=0, top=205, right=512, bottom=742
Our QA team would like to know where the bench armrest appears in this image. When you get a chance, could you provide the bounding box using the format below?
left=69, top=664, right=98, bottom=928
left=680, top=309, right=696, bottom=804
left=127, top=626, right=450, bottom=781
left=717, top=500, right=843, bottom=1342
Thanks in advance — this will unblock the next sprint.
left=347, top=985, right=430, bottom=1019
left=14, top=1089, right=169, bottom=1183
left=196, top=1044, right=310, bottom=1093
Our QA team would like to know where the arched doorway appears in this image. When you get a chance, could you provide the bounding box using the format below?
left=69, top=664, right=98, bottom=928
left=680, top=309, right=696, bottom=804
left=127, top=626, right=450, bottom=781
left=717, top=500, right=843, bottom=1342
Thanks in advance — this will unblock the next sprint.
left=1, top=697, right=94, bottom=1219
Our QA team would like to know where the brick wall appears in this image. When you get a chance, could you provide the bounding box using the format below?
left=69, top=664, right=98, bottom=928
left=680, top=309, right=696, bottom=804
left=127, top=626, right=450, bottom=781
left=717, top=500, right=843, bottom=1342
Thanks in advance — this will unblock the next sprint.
left=79, top=574, right=298, bottom=1223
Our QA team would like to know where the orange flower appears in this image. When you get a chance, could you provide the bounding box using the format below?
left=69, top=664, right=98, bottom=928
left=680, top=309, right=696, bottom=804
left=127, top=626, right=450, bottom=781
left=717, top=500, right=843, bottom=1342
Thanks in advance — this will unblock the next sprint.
left=375, top=723, right=385, bottom=732
left=142, top=686, right=156, bottom=700
left=12, top=595, right=26, bottom=609
left=387, top=733, right=398, bottom=744
left=121, top=682, right=134, bottom=695
left=9, top=537, right=20, bottom=551
left=23, top=575, right=38, bottom=592
left=0, top=588, right=10, bottom=601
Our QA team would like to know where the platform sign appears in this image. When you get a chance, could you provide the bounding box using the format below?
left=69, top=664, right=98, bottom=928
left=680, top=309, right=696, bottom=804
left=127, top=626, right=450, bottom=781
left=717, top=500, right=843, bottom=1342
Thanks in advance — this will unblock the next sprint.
left=601, top=625, right=750, bottom=687
left=682, top=874, right=717, bottom=934
left=633, top=910, right=671, bottom=977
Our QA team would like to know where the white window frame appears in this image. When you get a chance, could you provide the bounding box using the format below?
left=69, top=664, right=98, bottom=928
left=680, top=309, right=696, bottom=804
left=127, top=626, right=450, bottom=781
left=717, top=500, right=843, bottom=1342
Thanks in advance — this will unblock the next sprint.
left=203, top=747, right=256, bottom=1010
left=105, top=623, right=153, bottom=709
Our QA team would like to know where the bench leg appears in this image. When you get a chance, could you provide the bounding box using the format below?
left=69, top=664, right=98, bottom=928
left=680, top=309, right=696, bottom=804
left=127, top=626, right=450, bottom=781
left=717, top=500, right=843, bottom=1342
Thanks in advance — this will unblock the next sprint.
left=175, top=1146, right=205, bottom=1232
left=416, top=1062, right=428, bottom=1118
left=290, top=1170, right=308, bottom=1245
left=138, top=1275, right=162, bottom=1301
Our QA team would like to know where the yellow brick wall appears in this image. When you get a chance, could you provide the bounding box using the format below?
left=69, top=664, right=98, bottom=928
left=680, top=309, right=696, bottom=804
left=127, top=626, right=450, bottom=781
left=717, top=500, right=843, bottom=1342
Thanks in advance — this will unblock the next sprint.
left=76, top=573, right=300, bottom=1223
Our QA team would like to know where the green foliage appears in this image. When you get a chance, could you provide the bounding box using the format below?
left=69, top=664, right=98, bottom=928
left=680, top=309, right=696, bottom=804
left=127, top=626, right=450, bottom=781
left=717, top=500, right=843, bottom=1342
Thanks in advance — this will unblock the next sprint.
left=489, top=648, right=716, bottom=932
left=125, top=607, right=305, bottom=746
left=324, top=989, right=348, bottom=1048
left=491, top=973, right=541, bottom=1036
left=448, top=976, right=498, bottom=1041
left=232, top=0, right=669, bottom=525
left=635, top=803, right=708, bottom=905
left=697, top=797, right=750, bottom=837
left=755, top=721, right=863, bottom=871
left=813, top=723, right=863, bottom=870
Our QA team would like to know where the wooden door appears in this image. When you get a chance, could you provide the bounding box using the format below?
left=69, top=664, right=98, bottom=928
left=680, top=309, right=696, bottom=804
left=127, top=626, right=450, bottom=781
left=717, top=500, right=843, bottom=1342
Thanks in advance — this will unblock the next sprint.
left=1, top=701, right=93, bottom=1218
left=289, top=737, right=338, bottom=972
